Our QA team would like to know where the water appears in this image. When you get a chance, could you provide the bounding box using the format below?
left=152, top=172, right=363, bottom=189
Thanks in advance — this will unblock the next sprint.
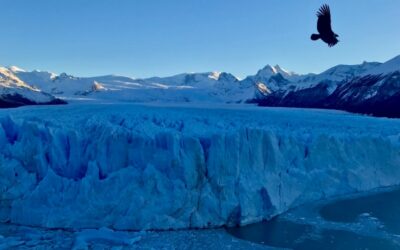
left=227, top=188, right=400, bottom=249
left=320, top=189, right=400, bottom=236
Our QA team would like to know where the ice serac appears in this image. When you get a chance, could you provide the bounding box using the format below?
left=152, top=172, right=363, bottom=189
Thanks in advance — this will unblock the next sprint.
left=1, top=105, right=400, bottom=230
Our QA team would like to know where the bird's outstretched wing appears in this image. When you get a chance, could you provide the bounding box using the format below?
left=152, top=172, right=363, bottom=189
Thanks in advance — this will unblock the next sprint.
left=317, top=4, right=333, bottom=34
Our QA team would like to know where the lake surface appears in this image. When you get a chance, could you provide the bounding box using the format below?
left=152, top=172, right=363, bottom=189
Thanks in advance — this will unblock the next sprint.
left=227, top=188, right=400, bottom=249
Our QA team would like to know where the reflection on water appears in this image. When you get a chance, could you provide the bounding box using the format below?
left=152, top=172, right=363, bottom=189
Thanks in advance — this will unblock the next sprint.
left=226, top=218, right=313, bottom=249
left=227, top=188, right=400, bottom=249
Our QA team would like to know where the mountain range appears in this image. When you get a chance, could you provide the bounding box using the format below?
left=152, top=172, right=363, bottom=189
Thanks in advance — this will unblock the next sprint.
left=1, top=55, right=399, bottom=117
left=255, top=55, right=400, bottom=118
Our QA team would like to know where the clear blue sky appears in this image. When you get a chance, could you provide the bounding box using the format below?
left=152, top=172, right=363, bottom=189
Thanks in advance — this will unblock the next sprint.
left=0, top=0, right=399, bottom=78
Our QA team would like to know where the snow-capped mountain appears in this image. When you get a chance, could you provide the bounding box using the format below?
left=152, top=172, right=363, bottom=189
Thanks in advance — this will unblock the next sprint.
left=11, top=68, right=249, bottom=103
left=3, top=54, right=400, bottom=117
left=144, top=72, right=222, bottom=87
left=256, top=55, right=400, bottom=117
left=13, top=69, right=104, bottom=97
left=0, top=67, right=65, bottom=108
left=362, top=55, right=400, bottom=76
left=300, top=61, right=381, bottom=83
left=240, top=65, right=293, bottom=92
left=9, top=61, right=386, bottom=105
left=325, top=71, right=400, bottom=117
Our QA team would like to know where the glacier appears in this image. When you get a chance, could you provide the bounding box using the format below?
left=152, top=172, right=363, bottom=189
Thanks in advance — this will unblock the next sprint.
left=1, top=103, right=400, bottom=230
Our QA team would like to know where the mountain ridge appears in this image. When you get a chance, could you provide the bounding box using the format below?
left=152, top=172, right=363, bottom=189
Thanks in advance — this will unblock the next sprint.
left=2, top=55, right=400, bottom=117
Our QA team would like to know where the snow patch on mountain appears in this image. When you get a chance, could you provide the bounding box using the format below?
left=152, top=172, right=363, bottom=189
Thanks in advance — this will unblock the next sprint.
left=287, top=61, right=381, bottom=91
left=363, top=55, right=400, bottom=76
left=8, top=66, right=25, bottom=73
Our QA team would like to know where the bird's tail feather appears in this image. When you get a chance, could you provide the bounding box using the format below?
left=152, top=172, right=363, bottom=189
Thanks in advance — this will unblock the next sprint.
left=311, top=34, right=320, bottom=40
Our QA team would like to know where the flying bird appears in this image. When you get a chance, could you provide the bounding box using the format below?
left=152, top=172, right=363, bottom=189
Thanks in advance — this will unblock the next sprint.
left=311, top=4, right=339, bottom=47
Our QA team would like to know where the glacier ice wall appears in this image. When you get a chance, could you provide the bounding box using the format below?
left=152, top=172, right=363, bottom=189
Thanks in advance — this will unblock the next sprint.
left=1, top=105, right=400, bottom=230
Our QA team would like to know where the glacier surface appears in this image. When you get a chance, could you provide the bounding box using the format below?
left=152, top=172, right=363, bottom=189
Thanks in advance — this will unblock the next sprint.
left=1, top=104, right=400, bottom=230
